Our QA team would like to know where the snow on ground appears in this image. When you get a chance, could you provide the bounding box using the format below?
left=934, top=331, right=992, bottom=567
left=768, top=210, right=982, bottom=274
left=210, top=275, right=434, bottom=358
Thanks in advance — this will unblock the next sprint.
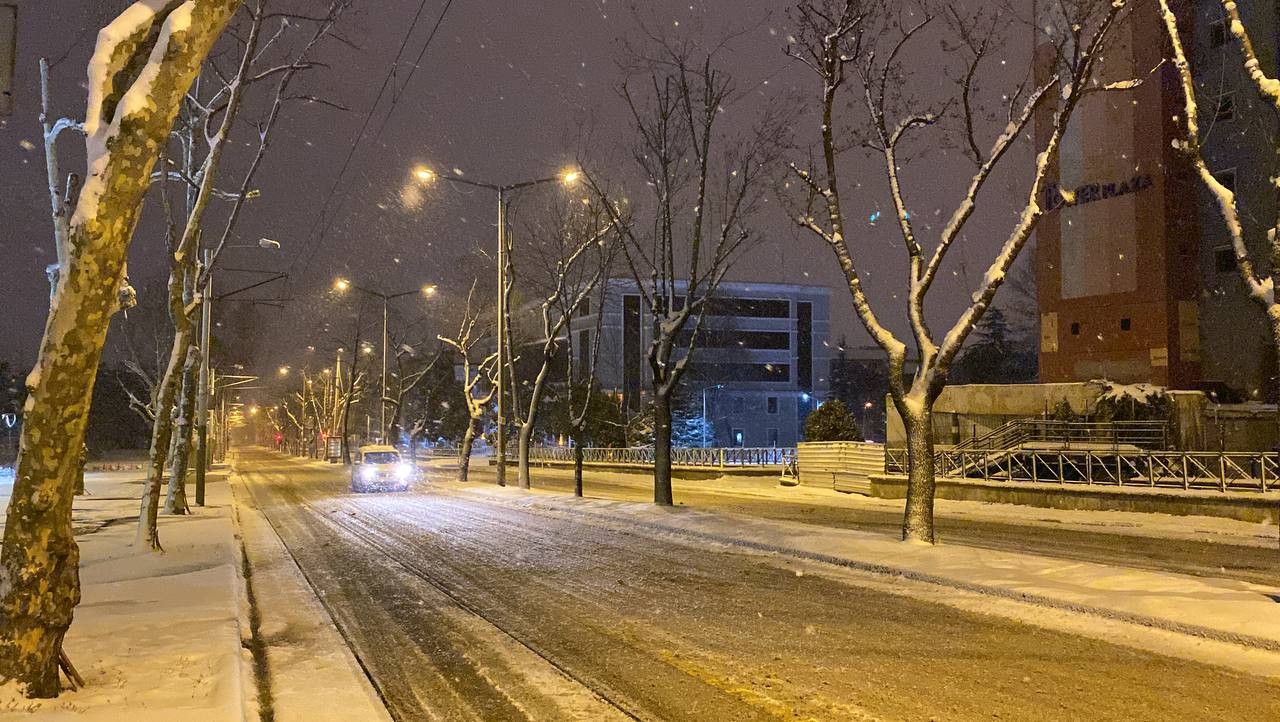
left=228, top=457, right=391, bottom=722
left=0, top=471, right=247, bottom=721
left=431, top=457, right=1280, bottom=548
left=449, top=482, right=1280, bottom=677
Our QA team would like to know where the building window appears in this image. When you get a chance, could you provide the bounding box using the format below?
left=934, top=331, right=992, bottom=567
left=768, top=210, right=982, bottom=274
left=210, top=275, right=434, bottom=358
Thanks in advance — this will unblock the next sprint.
left=1070, top=322, right=1080, bottom=336
left=689, top=363, right=791, bottom=384
left=1120, top=318, right=1131, bottom=331
left=766, top=428, right=779, bottom=447
left=733, top=396, right=746, bottom=414
left=704, top=297, right=791, bottom=318
left=1214, top=168, right=1236, bottom=194
left=673, top=329, right=790, bottom=350
left=622, top=295, right=641, bottom=410
left=1215, top=246, right=1236, bottom=273
left=767, top=396, right=778, bottom=414
left=732, top=429, right=745, bottom=447
left=1210, top=18, right=1227, bottom=48
left=1216, top=92, right=1235, bottom=122
left=797, top=301, right=813, bottom=392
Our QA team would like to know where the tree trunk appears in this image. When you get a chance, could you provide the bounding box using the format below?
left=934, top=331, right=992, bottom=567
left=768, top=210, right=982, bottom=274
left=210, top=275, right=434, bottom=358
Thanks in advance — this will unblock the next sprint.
left=901, top=400, right=937, bottom=544
left=457, top=420, right=476, bottom=482
left=517, top=422, right=534, bottom=489
left=340, top=398, right=352, bottom=465
left=653, top=389, right=674, bottom=506
left=139, top=325, right=191, bottom=549
left=0, top=0, right=248, bottom=674
left=573, top=436, right=584, bottom=497
left=163, top=342, right=198, bottom=515
left=0, top=230, right=117, bottom=695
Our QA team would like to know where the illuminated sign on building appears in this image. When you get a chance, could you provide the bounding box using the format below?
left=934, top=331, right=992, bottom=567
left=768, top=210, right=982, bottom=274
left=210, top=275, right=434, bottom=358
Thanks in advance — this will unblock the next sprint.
left=1042, top=173, right=1154, bottom=212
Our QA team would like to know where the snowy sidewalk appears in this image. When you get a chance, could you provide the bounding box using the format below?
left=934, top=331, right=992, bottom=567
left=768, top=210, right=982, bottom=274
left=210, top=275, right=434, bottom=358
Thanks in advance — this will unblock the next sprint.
left=0, top=470, right=249, bottom=720
left=452, top=484, right=1280, bottom=676
left=227, top=454, right=391, bottom=722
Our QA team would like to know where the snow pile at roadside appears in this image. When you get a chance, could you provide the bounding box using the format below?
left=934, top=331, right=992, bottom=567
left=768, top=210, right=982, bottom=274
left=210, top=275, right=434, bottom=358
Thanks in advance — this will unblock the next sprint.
left=0, top=472, right=247, bottom=720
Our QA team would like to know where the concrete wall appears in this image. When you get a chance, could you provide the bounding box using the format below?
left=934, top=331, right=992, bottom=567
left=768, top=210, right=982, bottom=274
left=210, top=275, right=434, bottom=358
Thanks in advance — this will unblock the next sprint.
left=886, top=383, right=1101, bottom=447
left=885, top=382, right=1211, bottom=449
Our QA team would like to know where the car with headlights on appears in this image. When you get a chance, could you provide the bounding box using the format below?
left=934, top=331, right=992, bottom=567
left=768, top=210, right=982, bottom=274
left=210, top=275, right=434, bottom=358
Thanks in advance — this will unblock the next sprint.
left=351, top=445, right=415, bottom=492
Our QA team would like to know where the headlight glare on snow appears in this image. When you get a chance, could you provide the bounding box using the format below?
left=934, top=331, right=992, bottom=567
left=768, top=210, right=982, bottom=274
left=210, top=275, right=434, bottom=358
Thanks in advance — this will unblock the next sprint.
left=395, top=464, right=412, bottom=480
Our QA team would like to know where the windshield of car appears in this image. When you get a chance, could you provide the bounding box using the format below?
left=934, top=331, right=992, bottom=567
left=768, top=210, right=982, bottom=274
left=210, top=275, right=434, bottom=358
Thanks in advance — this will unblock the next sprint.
left=362, top=452, right=399, bottom=464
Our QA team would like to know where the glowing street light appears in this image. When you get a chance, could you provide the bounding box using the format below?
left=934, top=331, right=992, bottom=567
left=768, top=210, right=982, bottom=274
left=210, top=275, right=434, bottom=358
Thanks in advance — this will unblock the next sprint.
left=331, top=277, right=439, bottom=440
left=407, top=161, right=583, bottom=487
left=278, top=366, right=290, bottom=377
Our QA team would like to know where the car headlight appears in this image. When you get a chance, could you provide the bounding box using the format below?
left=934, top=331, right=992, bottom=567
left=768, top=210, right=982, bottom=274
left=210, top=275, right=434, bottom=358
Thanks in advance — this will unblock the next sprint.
left=361, top=467, right=377, bottom=481
left=395, top=463, right=412, bottom=480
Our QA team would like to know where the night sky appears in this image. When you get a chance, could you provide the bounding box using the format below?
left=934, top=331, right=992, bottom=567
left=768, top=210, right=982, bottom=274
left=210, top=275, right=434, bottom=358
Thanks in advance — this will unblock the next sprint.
left=0, top=0, right=1035, bottom=376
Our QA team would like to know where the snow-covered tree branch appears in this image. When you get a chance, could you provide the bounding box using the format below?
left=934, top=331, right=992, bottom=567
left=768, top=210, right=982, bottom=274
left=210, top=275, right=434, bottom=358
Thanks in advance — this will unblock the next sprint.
left=785, top=0, right=1134, bottom=543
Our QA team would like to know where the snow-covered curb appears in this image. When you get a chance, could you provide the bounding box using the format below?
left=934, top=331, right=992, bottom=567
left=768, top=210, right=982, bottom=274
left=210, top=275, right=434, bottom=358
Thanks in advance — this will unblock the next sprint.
left=227, top=466, right=391, bottom=722
left=0, top=471, right=250, bottom=719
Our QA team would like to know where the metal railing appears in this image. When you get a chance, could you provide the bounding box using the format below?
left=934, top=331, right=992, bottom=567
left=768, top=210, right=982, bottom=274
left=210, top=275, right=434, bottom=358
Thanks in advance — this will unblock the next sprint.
left=951, top=419, right=1170, bottom=452
left=885, top=447, right=1279, bottom=492
left=528, top=446, right=795, bottom=468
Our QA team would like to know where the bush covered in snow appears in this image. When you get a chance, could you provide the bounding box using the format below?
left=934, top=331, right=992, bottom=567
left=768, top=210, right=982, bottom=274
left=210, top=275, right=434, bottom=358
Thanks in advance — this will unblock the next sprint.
left=804, top=399, right=862, bottom=442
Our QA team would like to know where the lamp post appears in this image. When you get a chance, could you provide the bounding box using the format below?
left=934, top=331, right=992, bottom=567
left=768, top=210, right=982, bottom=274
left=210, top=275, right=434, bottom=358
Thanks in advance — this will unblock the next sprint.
left=333, top=278, right=437, bottom=443
left=411, top=165, right=579, bottom=487
left=195, top=238, right=282, bottom=505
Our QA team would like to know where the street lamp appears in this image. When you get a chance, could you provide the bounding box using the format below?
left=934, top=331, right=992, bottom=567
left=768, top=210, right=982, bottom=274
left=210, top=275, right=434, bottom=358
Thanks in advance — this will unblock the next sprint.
left=411, top=163, right=580, bottom=487
left=332, top=277, right=438, bottom=442
left=195, top=240, right=282, bottom=506
left=278, top=366, right=290, bottom=377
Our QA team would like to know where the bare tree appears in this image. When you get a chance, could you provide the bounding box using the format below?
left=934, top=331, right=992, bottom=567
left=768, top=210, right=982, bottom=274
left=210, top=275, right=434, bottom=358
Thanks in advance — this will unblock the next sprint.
left=509, top=199, right=616, bottom=489
left=786, top=0, right=1137, bottom=542
left=1158, top=1, right=1280, bottom=402
left=560, top=258, right=617, bottom=496
left=139, top=0, right=348, bottom=547
left=0, top=0, right=242, bottom=698
left=438, top=284, right=498, bottom=482
left=584, top=38, right=785, bottom=505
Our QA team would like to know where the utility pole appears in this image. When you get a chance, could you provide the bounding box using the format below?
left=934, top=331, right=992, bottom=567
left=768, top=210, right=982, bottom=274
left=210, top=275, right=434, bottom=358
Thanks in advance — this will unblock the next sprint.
left=195, top=249, right=212, bottom=506
left=408, top=166, right=581, bottom=486
left=496, top=187, right=508, bottom=486
left=193, top=242, right=283, bottom=495
left=381, top=295, right=389, bottom=442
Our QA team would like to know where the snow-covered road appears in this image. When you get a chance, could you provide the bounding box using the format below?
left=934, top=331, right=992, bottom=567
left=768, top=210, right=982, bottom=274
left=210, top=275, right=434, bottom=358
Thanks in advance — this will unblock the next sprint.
left=235, top=449, right=1280, bottom=721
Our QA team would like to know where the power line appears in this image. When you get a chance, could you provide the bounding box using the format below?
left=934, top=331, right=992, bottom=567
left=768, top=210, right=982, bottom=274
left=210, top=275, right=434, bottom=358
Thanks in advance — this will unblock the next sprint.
left=288, top=0, right=455, bottom=283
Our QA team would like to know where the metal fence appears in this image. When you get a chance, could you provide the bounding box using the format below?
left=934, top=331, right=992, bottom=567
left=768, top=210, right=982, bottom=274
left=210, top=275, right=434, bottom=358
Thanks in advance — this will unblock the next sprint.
left=885, top=447, right=1280, bottom=492
left=528, top=446, right=795, bottom=468
left=952, top=419, right=1170, bottom=451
